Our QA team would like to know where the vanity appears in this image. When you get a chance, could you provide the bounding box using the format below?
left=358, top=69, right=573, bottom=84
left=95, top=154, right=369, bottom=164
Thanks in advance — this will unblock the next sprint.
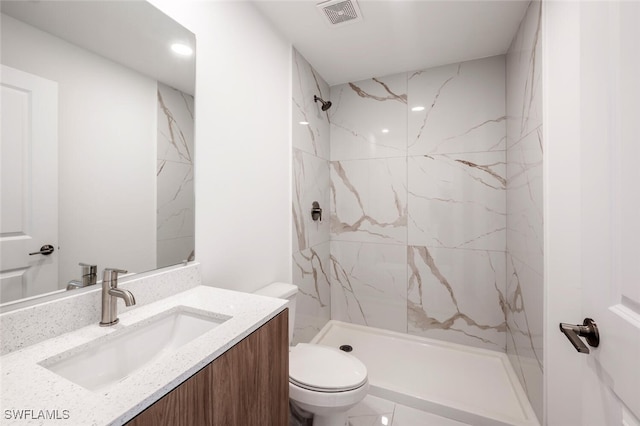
left=0, top=264, right=289, bottom=425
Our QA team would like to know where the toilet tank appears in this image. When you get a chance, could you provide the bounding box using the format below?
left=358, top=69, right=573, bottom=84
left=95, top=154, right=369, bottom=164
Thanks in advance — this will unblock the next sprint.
left=253, top=282, right=297, bottom=343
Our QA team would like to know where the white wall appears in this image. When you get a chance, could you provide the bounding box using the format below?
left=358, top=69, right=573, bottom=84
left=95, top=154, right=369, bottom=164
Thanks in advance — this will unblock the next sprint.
left=542, top=2, right=583, bottom=424
left=148, top=0, right=292, bottom=292
left=1, top=14, right=157, bottom=286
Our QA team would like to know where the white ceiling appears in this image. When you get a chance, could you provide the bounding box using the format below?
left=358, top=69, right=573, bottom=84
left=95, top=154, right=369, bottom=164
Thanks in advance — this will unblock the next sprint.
left=253, top=0, right=530, bottom=86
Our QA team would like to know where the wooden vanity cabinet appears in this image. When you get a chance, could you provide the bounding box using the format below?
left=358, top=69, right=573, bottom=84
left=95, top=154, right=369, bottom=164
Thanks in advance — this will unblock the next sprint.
left=127, top=309, right=288, bottom=426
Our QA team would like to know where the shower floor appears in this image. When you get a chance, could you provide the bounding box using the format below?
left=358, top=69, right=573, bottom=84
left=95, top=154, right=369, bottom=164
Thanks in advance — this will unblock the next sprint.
left=310, top=321, right=539, bottom=426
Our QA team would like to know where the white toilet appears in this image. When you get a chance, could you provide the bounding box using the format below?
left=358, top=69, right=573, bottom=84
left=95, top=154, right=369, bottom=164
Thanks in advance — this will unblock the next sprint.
left=254, top=282, right=369, bottom=426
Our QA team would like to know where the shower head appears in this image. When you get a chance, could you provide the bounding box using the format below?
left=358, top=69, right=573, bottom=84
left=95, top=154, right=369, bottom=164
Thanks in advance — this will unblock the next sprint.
left=314, top=95, right=332, bottom=111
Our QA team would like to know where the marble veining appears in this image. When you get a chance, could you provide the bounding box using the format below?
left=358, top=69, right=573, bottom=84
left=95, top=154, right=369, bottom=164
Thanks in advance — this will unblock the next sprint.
left=330, top=241, right=407, bottom=333
left=325, top=55, right=510, bottom=351
left=293, top=148, right=330, bottom=252
left=157, top=83, right=195, bottom=266
left=408, top=56, right=506, bottom=156
left=505, top=0, right=543, bottom=420
left=291, top=49, right=331, bottom=343
left=330, top=74, right=407, bottom=160
left=292, top=243, right=331, bottom=344
left=331, top=158, right=407, bottom=244
left=407, top=246, right=506, bottom=350
left=348, top=78, right=407, bottom=104
left=292, top=48, right=330, bottom=159
left=408, top=152, right=506, bottom=251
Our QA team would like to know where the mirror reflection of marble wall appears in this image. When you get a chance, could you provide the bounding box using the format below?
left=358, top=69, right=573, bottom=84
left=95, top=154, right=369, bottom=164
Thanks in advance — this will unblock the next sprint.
left=157, top=83, right=195, bottom=266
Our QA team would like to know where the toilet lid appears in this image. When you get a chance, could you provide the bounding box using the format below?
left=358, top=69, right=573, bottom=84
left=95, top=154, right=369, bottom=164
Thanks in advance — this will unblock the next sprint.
left=289, top=344, right=367, bottom=392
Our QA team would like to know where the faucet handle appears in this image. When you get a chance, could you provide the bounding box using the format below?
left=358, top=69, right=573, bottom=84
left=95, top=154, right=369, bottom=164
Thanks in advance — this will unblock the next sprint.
left=78, top=263, right=97, bottom=286
left=102, top=268, right=128, bottom=285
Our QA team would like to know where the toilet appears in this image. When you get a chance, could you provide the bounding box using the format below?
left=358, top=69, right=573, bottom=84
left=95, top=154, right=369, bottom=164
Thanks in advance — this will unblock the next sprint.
left=254, top=282, right=369, bottom=426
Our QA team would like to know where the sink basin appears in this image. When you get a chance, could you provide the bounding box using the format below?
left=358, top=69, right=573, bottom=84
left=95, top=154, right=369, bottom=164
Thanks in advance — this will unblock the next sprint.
left=41, top=307, right=230, bottom=391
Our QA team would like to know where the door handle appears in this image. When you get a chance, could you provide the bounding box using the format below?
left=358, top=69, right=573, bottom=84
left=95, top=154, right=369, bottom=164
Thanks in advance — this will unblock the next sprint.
left=29, top=244, right=55, bottom=256
left=559, top=318, right=599, bottom=354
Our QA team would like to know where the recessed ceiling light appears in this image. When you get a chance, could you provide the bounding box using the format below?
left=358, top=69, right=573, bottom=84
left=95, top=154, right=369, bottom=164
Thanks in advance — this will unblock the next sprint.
left=171, top=43, right=193, bottom=56
left=382, top=128, right=389, bottom=133
left=299, top=121, right=310, bottom=125
left=411, top=106, right=425, bottom=112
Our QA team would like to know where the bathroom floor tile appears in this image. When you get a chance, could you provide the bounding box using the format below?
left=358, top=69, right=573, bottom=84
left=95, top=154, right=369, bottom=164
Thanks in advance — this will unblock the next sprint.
left=347, top=394, right=472, bottom=426
left=347, top=395, right=394, bottom=426
left=391, top=403, right=470, bottom=426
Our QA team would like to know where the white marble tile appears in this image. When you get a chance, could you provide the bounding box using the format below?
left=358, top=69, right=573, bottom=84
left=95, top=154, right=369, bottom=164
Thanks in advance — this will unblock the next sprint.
left=408, top=56, right=506, bottom=156
left=347, top=395, right=395, bottom=426
left=408, top=152, right=506, bottom=250
left=331, top=158, right=407, bottom=244
left=330, top=241, right=407, bottom=333
left=506, top=253, right=543, bottom=416
left=505, top=1, right=543, bottom=421
left=330, top=74, right=407, bottom=161
left=293, top=149, right=330, bottom=253
left=157, top=82, right=194, bottom=267
left=506, top=1, right=542, bottom=145
left=157, top=160, right=194, bottom=241
left=392, top=404, right=470, bottom=426
left=407, top=246, right=506, bottom=350
left=157, top=83, right=194, bottom=165
left=292, top=242, right=331, bottom=344
left=506, top=127, right=543, bottom=271
left=292, top=48, right=330, bottom=160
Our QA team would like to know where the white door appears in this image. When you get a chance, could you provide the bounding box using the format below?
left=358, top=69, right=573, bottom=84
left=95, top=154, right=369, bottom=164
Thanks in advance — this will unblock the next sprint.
left=545, top=1, right=640, bottom=425
left=0, top=65, right=59, bottom=303
left=580, top=1, right=640, bottom=422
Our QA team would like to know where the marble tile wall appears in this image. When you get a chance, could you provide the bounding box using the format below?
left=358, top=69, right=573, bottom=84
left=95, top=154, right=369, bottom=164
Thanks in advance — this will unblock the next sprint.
left=291, top=49, right=331, bottom=344
left=505, top=0, right=543, bottom=420
left=157, top=83, right=195, bottom=267
left=329, top=56, right=508, bottom=351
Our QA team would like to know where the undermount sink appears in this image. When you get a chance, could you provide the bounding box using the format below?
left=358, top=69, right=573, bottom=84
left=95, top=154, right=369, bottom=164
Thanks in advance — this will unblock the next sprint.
left=40, top=307, right=230, bottom=391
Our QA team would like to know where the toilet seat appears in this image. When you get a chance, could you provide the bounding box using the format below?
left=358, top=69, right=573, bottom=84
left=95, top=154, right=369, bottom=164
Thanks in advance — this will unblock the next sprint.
left=289, top=344, right=368, bottom=393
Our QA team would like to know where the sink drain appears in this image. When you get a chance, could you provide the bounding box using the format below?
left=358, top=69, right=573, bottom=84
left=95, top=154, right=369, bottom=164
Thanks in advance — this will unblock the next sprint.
left=339, top=344, right=353, bottom=352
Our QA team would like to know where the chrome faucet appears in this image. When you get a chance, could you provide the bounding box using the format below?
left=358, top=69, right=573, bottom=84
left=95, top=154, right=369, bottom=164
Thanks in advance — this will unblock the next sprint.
left=66, top=263, right=98, bottom=290
left=99, top=268, right=136, bottom=326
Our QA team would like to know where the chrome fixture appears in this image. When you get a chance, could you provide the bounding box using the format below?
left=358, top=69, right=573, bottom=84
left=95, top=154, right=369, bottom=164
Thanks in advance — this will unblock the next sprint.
left=314, top=95, right=332, bottom=111
left=559, top=318, right=600, bottom=354
left=100, top=268, right=135, bottom=326
left=311, top=201, right=323, bottom=222
left=66, top=263, right=98, bottom=290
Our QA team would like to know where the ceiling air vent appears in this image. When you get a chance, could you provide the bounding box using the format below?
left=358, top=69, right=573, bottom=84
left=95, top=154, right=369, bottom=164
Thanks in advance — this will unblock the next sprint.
left=316, top=0, right=363, bottom=27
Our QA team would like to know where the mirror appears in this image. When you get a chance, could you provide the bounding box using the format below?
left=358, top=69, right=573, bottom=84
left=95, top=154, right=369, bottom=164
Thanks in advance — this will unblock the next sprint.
left=0, top=1, right=195, bottom=307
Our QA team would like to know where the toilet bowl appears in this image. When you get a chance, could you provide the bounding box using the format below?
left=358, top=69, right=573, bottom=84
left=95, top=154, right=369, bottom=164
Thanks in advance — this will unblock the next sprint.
left=289, top=343, right=369, bottom=426
left=254, top=283, right=369, bottom=426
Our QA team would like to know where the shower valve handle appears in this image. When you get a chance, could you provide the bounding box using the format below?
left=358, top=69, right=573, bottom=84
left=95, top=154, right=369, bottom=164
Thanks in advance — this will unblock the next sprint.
left=311, top=201, right=322, bottom=222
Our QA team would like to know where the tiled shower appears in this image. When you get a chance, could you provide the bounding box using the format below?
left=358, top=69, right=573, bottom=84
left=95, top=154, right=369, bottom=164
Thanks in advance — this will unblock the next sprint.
left=292, top=0, right=542, bottom=420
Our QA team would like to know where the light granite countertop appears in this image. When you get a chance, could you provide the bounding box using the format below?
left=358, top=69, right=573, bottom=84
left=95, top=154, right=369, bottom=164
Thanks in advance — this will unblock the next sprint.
left=0, top=285, right=286, bottom=425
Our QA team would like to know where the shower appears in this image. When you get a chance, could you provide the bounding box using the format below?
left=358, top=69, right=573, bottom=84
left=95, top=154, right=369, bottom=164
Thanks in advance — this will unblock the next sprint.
left=314, top=95, right=332, bottom=111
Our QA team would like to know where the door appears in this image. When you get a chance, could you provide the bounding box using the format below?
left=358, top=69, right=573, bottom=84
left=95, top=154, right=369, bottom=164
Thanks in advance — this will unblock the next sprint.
left=0, top=65, right=59, bottom=303
left=545, top=1, right=640, bottom=425
left=580, top=1, right=640, bottom=423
